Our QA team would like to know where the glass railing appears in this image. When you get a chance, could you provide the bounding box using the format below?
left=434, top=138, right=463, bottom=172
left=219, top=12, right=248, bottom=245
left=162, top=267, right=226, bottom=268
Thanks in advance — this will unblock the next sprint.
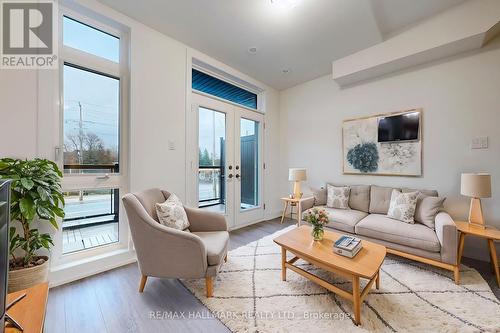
left=198, top=166, right=225, bottom=207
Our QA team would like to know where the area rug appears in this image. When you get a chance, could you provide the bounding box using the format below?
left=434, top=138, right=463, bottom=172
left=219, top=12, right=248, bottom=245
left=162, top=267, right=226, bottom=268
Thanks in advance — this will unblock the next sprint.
left=182, top=226, right=500, bottom=332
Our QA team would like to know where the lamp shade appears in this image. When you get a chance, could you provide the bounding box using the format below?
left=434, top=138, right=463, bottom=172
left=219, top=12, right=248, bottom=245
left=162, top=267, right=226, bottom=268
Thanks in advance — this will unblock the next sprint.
left=289, top=168, right=307, bottom=181
left=461, top=173, right=491, bottom=198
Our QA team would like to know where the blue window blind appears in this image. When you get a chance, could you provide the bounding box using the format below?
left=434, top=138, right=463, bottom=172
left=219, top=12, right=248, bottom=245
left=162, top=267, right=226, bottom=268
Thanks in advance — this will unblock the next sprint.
left=192, top=69, right=257, bottom=109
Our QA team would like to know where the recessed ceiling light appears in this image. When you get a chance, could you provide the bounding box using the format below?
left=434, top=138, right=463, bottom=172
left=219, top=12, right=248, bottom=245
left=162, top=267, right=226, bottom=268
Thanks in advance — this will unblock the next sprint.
left=248, top=47, right=258, bottom=54
left=271, top=0, right=300, bottom=9
left=282, top=68, right=292, bottom=74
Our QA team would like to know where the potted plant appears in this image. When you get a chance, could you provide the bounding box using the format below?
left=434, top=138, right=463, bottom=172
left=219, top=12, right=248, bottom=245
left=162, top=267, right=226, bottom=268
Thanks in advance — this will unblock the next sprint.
left=0, top=158, right=65, bottom=292
left=303, top=208, right=329, bottom=241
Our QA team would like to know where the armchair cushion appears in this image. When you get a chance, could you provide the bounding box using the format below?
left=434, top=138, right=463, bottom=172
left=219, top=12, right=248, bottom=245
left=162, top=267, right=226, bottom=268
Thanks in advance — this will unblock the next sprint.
left=155, top=193, right=190, bottom=230
left=193, top=231, right=229, bottom=265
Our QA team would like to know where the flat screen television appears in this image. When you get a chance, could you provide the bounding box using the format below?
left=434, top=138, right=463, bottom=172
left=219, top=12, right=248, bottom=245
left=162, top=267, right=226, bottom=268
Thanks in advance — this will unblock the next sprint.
left=377, top=111, right=420, bottom=143
left=0, top=180, right=10, bottom=333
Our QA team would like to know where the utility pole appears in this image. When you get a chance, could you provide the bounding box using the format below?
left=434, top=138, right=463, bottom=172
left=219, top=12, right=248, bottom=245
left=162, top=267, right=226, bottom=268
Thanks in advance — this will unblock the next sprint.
left=78, top=101, right=84, bottom=202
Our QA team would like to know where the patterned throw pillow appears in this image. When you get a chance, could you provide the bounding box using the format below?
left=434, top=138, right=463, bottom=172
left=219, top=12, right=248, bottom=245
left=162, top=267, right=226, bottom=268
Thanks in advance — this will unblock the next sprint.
left=387, top=190, right=419, bottom=224
left=326, top=185, right=350, bottom=209
left=155, top=194, right=190, bottom=230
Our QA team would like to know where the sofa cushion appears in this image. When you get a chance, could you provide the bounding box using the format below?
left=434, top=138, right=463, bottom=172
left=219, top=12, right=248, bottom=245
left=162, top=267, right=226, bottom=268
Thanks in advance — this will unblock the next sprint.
left=402, top=188, right=438, bottom=197
left=328, top=184, right=370, bottom=212
left=369, top=186, right=398, bottom=214
left=303, top=206, right=367, bottom=233
left=414, top=194, right=446, bottom=229
left=192, top=231, right=229, bottom=266
left=311, top=187, right=327, bottom=206
left=326, top=184, right=350, bottom=209
left=355, top=214, right=440, bottom=252
left=348, top=185, right=370, bottom=212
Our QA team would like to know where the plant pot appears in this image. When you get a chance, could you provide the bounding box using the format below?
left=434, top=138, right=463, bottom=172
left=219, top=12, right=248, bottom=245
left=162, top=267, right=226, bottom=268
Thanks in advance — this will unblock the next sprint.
left=8, top=256, right=49, bottom=293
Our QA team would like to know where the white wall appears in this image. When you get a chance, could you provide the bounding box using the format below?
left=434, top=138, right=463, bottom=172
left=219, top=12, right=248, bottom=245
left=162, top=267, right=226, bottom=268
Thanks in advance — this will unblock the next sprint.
left=279, top=37, right=500, bottom=261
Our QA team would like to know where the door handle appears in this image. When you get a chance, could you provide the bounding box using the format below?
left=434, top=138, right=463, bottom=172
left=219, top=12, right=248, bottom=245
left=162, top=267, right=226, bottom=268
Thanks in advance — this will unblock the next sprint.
left=235, top=174, right=240, bottom=179
left=96, top=174, right=110, bottom=180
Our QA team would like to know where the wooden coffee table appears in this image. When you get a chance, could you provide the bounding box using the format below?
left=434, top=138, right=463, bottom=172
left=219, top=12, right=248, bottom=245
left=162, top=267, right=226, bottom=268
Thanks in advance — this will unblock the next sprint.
left=274, top=226, right=386, bottom=326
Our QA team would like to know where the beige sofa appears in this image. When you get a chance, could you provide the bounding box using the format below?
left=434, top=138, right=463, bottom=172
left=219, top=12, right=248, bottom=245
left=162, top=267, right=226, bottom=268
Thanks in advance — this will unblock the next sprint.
left=301, top=185, right=460, bottom=283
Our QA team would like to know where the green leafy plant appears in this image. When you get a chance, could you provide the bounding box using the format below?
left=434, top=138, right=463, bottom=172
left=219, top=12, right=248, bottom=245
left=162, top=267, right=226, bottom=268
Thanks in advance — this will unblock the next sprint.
left=0, top=158, right=65, bottom=268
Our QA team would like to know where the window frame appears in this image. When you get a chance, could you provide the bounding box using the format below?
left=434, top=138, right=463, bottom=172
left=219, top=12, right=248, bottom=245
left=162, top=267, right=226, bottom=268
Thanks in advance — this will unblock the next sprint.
left=59, top=8, right=127, bottom=178
left=54, top=6, right=130, bottom=265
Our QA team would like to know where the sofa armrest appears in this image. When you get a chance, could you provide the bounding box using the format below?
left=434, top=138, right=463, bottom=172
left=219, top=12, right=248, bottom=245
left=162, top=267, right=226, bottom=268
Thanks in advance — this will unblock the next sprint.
left=435, top=212, right=458, bottom=265
left=184, top=207, right=228, bottom=232
left=300, top=197, right=315, bottom=213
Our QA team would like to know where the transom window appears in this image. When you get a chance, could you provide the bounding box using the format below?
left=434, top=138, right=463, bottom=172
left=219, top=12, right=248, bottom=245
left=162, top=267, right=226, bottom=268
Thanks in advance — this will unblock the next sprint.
left=192, top=69, right=258, bottom=110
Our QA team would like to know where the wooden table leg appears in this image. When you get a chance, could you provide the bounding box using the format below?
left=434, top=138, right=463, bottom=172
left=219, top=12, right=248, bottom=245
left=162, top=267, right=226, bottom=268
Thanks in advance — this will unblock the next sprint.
left=280, top=201, right=289, bottom=224
left=352, top=276, right=361, bottom=326
left=297, top=201, right=302, bottom=226
left=281, top=247, right=287, bottom=281
left=458, top=232, right=465, bottom=265
left=487, top=239, right=500, bottom=287
left=375, top=271, right=380, bottom=290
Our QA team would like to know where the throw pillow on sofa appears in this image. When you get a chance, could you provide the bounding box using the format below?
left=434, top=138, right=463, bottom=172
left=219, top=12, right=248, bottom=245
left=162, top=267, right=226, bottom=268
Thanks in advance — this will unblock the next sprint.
left=414, top=194, right=446, bottom=229
left=387, top=189, right=419, bottom=224
left=327, top=185, right=350, bottom=209
left=155, top=193, right=190, bottom=230
left=310, top=187, right=327, bottom=206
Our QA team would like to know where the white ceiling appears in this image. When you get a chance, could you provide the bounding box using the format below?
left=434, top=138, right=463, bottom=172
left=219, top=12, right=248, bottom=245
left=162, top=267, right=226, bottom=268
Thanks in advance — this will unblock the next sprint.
left=97, top=0, right=465, bottom=90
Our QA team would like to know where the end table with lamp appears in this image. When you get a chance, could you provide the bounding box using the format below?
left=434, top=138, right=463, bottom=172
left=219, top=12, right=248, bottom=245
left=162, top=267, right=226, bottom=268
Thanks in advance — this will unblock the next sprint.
left=456, top=173, right=499, bottom=286
left=281, top=168, right=311, bottom=225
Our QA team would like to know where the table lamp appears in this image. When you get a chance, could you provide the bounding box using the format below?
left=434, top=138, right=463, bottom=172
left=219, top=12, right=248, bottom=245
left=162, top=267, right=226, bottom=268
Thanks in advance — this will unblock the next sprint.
left=461, top=173, right=491, bottom=228
left=289, top=168, right=307, bottom=199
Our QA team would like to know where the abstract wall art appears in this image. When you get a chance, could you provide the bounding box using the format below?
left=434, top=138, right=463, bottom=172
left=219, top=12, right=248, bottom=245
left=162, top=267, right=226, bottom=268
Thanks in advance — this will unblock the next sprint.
left=342, top=109, right=422, bottom=176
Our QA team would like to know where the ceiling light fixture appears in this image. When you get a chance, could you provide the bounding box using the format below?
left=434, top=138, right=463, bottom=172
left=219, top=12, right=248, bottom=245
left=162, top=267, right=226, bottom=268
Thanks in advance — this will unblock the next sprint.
left=248, top=47, right=258, bottom=54
left=271, top=0, right=300, bottom=9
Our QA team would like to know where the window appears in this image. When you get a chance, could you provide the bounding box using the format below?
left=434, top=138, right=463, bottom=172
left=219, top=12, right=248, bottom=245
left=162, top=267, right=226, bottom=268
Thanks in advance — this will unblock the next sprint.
left=62, top=189, right=119, bottom=254
left=240, top=118, right=259, bottom=209
left=60, top=12, right=127, bottom=256
left=198, top=107, right=226, bottom=212
left=63, top=16, right=119, bottom=62
left=192, top=69, right=258, bottom=109
left=63, top=64, right=120, bottom=174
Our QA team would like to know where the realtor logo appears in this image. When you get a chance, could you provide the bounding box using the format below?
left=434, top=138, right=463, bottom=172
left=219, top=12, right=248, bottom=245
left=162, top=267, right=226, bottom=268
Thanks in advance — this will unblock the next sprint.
left=1, top=0, right=58, bottom=69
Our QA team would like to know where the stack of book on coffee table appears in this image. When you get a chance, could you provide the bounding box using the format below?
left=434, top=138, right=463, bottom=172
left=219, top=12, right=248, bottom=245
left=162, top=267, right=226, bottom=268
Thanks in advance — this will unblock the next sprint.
left=333, top=235, right=362, bottom=258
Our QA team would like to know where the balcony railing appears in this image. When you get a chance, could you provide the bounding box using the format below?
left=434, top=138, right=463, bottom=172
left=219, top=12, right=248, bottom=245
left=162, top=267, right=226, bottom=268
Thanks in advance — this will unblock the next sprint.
left=198, top=165, right=225, bottom=208
left=64, top=163, right=119, bottom=174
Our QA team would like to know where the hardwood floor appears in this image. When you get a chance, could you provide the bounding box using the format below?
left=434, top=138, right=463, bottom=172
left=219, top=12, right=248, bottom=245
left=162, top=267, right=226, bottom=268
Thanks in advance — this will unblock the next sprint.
left=45, top=217, right=500, bottom=333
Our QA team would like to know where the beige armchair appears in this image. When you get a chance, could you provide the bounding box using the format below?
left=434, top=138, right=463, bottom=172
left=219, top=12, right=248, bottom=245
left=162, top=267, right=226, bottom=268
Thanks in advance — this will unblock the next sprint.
left=122, top=188, right=229, bottom=297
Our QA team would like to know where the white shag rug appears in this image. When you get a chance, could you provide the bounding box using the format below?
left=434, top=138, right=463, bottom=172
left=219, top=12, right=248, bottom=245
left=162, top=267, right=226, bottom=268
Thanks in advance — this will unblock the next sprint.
left=182, top=226, right=500, bottom=333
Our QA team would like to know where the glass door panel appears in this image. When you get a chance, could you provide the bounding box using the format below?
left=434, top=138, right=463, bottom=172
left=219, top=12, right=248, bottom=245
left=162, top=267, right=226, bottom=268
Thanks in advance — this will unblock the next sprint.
left=198, top=107, right=227, bottom=214
left=234, top=109, right=264, bottom=227
left=240, top=118, right=259, bottom=210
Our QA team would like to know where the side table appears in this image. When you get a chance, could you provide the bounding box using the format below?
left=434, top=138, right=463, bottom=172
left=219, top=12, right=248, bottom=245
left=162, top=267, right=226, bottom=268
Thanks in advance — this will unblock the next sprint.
left=455, top=220, right=500, bottom=287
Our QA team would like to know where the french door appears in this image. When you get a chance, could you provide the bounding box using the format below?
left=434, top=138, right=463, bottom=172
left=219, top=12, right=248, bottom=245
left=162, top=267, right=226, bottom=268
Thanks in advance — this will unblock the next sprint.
left=190, top=93, right=264, bottom=229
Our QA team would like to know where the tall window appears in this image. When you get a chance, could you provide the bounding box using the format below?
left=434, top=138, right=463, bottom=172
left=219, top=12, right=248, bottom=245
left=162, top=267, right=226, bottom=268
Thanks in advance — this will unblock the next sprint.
left=63, top=17, right=121, bottom=174
left=61, top=13, right=126, bottom=255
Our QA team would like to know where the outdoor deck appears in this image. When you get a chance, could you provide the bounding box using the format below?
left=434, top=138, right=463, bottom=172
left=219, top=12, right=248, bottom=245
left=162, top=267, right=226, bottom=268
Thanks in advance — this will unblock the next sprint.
left=62, top=222, right=119, bottom=253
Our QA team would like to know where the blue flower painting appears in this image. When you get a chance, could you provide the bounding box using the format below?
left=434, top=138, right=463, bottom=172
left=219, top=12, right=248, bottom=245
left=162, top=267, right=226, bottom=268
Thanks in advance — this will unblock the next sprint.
left=347, top=142, right=379, bottom=173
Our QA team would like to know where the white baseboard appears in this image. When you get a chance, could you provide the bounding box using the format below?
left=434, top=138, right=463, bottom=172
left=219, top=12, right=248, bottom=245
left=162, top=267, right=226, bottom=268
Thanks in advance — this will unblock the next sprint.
left=49, top=249, right=137, bottom=288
